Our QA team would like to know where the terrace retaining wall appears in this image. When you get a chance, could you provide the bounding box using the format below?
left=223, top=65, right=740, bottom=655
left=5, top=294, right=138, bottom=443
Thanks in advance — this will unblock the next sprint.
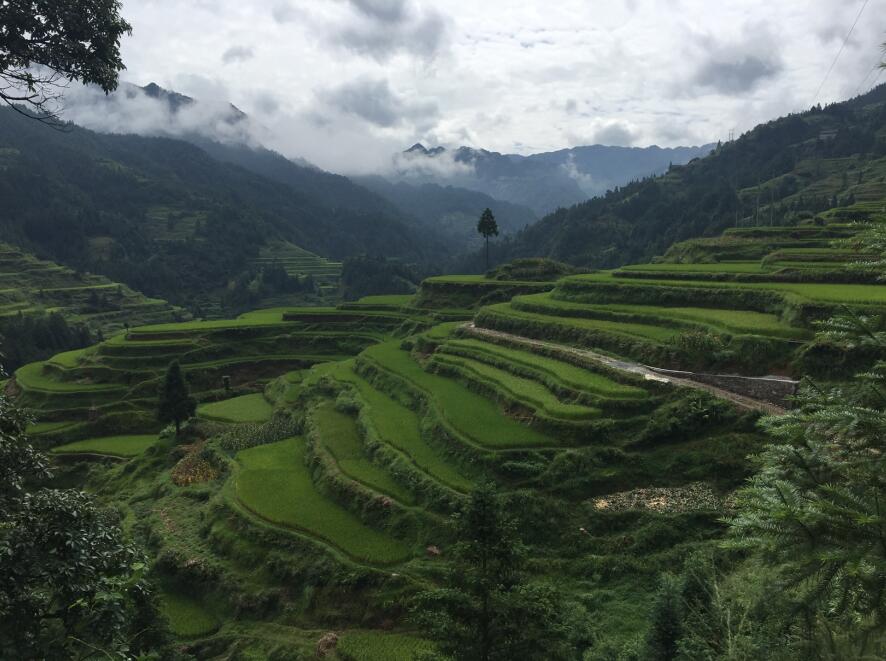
left=646, top=367, right=799, bottom=409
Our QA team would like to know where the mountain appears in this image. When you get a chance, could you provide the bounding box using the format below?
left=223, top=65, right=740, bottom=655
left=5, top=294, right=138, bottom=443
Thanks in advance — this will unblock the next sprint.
left=0, top=107, right=443, bottom=309
left=489, top=84, right=886, bottom=269
left=354, top=176, right=538, bottom=252
left=393, top=142, right=714, bottom=215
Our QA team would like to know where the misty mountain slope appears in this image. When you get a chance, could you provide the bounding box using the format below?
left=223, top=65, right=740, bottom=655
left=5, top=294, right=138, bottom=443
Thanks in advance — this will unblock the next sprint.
left=394, top=142, right=714, bottom=215
left=0, top=107, right=441, bottom=305
left=354, top=176, right=538, bottom=251
left=490, top=85, right=886, bottom=269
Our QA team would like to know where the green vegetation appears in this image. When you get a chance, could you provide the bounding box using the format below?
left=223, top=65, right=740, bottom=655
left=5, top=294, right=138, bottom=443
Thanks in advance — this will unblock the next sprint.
left=50, top=434, right=158, bottom=457
left=361, top=342, right=553, bottom=448
left=312, top=401, right=414, bottom=503
left=198, top=393, right=273, bottom=423
left=337, top=631, right=435, bottom=660
left=235, top=437, right=411, bottom=564
left=441, top=338, right=648, bottom=400
left=331, top=364, right=475, bottom=492
left=431, top=353, right=601, bottom=421
left=160, top=592, right=218, bottom=638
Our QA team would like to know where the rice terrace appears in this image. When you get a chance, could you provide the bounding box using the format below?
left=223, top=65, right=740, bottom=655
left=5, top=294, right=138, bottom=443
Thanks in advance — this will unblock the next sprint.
left=2, top=2, right=886, bottom=660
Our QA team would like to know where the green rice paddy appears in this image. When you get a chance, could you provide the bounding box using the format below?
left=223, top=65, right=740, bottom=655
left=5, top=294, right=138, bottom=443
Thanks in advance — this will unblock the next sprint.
left=441, top=338, right=648, bottom=399
left=159, top=592, right=219, bottom=638
left=50, top=434, right=158, bottom=457
left=312, top=401, right=414, bottom=504
left=431, top=353, right=601, bottom=421
left=198, top=394, right=274, bottom=423
left=329, top=363, right=475, bottom=492
left=337, top=631, right=435, bottom=660
left=235, top=437, right=411, bottom=564
left=361, top=342, right=553, bottom=448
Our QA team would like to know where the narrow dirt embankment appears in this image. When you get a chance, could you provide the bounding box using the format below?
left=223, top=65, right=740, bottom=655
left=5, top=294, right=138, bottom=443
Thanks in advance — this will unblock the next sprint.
left=462, top=323, right=792, bottom=416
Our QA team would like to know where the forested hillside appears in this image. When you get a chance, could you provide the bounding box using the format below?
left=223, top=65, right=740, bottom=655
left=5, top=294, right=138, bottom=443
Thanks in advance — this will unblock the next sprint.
left=493, top=84, right=886, bottom=268
left=0, top=108, right=443, bottom=309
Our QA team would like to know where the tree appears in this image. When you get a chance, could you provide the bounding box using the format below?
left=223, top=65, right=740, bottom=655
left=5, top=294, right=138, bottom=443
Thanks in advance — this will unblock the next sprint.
left=728, top=311, right=886, bottom=657
left=413, top=483, right=589, bottom=660
left=0, top=392, right=162, bottom=658
left=477, top=208, right=499, bottom=271
left=0, top=0, right=131, bottom=121
left=158, top=360, right=195, bottom=435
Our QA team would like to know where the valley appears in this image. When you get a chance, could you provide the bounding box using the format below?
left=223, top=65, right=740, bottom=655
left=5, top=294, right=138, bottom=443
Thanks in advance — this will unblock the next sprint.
left=10, top=197, right=884, bottom=657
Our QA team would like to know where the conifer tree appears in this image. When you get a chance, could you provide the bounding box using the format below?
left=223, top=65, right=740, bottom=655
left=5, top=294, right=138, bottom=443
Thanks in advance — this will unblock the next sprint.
left=728, top=311, right=886, bottom=655
left=477, top=208, right=499, bottom=271
left=158, top=360, right=195, bottom=435
left=413, top=483, right=590, bottom=660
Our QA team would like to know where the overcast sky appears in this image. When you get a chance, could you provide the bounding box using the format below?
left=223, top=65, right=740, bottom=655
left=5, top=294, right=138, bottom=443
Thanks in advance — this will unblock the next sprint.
left=102, top=0, right=884, bottom=173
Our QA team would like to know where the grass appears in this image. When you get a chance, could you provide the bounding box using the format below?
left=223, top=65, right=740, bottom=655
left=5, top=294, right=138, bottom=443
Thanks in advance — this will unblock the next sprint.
left=160, top=591, right=218, bottom=638
left=481, top=303, right=681, bottom=343
left=312, top=401, right=414, bottom=504
left=198, top=394, right=273, bottom=423
left=354, top=294, right=415, bottom=306
left=235, top=437, right=411, bottom=564
left=51, top=434, right=158, bottom=457
left=26, top=420, right=77, bottom=435
left=622, top=261, right=768, bottom=273
left=329, top=362, right=475, bottom=492
left=337, top=631, right=436, bottom=661
left=566, top=271, right=886, bottom=306
left=441, top=338, right=648, bottom=399
left=512, top=293, right=809, bottom=340
left=16, top=362, right=125, bottom=392
left=432, top=354, right=601, bottom=421
left=361, top=342, right=553, bottom=449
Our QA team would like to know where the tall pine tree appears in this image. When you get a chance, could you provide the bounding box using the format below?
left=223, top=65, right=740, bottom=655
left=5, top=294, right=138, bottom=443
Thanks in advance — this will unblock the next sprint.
left=158, top=360, right=195, bottom=435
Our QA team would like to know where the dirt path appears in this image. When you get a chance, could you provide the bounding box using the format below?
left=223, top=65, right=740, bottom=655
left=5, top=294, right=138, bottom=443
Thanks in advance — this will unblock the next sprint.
left=463, top=323, right=787, bottom=416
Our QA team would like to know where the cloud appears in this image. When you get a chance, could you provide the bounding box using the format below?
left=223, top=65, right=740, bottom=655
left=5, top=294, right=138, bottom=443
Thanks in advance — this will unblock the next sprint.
left=688, top=25, right=783, bottom=95
left=347, top=0, right=409, bottom=23
left=221, top=45, right=254, bottom=64
left=590, top=121, right=638, bottom=146
left=318, top=77, right=438, bottom=129
left=271, top=2, right=303, bottom=24
left=331, top=0, right=450, bottom=62
left=62, top=81, right=261, bottom=147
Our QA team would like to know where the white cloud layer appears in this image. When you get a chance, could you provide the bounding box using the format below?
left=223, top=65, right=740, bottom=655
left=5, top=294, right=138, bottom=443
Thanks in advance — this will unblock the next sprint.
left=70, top=0, right=886, bottom=174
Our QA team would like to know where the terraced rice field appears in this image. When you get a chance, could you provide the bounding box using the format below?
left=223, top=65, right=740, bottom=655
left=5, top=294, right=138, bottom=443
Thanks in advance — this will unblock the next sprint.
left=312, top=401, right=414, bottom=503
left=16, top=362, right=125, bottom=392
left=198, top=394, right=274, bottom=423
left=329, top=363, right=475, bottom=492
left=565, top=272, right=886, bottom=306
left=361, top=342, right=553, bottom=448
left=431, top=353, right=601, bottom=420
left=511, top=293, right=810, bottom=340
left=51, top=434, right=158, bottom=457
left=440, top=338, right=648, bottom=400
left=480, top=303, right=681, bottom=343
left=160, top=592, right=219, bottom=638
left=235, top=437, right=411, bottom=564
left=337, top=631, right=435, bottom=660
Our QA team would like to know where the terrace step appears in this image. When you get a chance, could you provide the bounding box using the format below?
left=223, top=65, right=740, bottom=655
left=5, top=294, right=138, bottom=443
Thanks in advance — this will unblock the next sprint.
left=462, top=324, right=793, bottom=415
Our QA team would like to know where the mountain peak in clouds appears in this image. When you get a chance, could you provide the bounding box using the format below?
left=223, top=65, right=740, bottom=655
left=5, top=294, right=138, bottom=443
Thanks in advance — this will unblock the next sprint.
left=137, top=82, right=248, bottom=123
left=405, top=143, right=446, bottom=156
left=394, top=141, right=714, bottom=215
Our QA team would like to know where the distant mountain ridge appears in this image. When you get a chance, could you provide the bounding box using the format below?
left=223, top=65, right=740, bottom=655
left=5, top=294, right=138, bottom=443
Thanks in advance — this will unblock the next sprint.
left=486, top=83, right=886, bottom=270
left=394, top=141, right=715, bottom=214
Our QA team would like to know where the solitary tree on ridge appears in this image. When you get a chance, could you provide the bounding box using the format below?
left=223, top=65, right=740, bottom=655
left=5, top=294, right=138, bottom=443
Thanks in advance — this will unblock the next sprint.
left=477, top=208, right=499, bottom=271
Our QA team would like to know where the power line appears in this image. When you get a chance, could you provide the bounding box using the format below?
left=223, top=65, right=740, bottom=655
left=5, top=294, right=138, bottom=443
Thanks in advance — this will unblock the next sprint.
left=811, top=0, right=871, bottom=106
left=853, top=61, right=881, bottom=97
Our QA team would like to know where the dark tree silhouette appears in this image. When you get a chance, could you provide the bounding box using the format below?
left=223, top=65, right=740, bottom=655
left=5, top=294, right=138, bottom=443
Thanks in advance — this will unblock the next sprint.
left=477, top=208, right=499, bottom=270
left=0, top=0, right=131, bottom=121
left=158, top=360, right=195, bottom=435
